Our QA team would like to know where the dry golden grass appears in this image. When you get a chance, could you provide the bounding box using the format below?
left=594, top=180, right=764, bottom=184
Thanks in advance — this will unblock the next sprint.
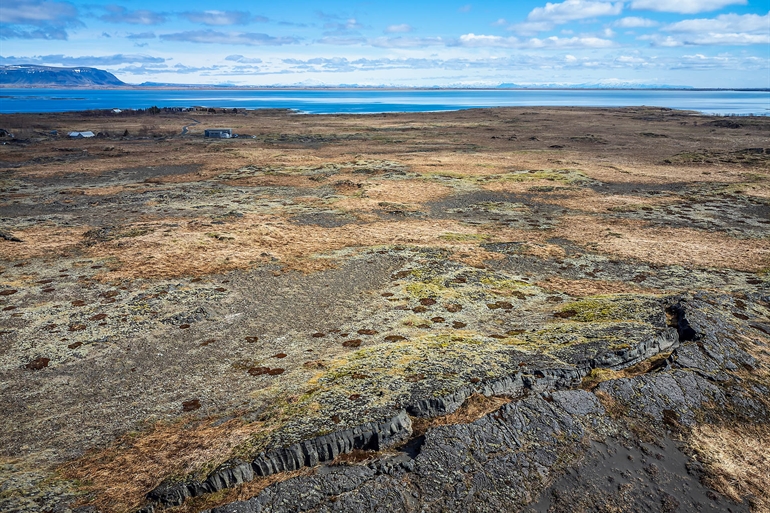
left=364, top=179, right=453, bottom=204
left=84, top=216, right=505, bottom=279
left=552, top=215, right=770, bottom=272
left=61, top=417, right=261, bottom=513
left=580, top=353, right=671, bottom=391
left=411, top=394, right=512, bottom=437
left=536, top=190, right=680, bottom=215
left=0, top=226, right=87, bottom=260
left=538, top=276, right=666, bottom=296
left=689, top=422, right=770, bottom=513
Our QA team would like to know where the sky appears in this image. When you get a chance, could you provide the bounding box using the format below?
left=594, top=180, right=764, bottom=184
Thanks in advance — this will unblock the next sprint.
left=1, top=0, right=769, bottom=88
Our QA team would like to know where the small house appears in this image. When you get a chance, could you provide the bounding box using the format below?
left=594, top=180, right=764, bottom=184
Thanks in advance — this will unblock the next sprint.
left=68, top=131, right=95, bottom=138
left=204, top=128, right=232, bottom=139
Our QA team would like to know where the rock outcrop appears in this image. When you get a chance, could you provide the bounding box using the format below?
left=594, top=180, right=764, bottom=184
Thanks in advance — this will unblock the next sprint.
left=194, top=292, right=767, bottom=513
left=146, top=411, right=412, bottom=507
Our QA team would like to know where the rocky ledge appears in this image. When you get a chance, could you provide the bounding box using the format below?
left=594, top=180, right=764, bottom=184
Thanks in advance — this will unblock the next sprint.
left=137, top=290, right=768, bottom=513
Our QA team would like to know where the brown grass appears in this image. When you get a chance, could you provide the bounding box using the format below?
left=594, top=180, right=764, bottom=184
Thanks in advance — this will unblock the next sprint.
left=0, top=226, right=87, bottom=260
left=60, top=417, right=262, bottom=513
left=84, top=216, right=506, bottom=279
left=365, top=179, right=453, bottom=204
left=689, top=422, right=770, bottom=513
left=538, top=276, right=666, bottom=296
left=581, top=353, right=671, bottom=391
left=411, top=394, right=512, bottom=437
left=552, top=215, right=770, bottom=272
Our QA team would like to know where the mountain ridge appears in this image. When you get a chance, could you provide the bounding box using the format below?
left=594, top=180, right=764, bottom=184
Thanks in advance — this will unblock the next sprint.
left=0, top=65, right=125, bottom=87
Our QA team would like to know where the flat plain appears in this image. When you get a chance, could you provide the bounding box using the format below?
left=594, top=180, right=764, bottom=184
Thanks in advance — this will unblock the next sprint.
left=0, top=106, right=768, bottom=513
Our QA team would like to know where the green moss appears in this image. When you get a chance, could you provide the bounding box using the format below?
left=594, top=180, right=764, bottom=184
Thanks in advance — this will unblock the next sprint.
left=404, top=280, right=457, bottom=299
left=479, top=276, right=539, bottom=298
left=439, top=232, right=490, bottom=242
left=558, top=297, right=641, bottom=322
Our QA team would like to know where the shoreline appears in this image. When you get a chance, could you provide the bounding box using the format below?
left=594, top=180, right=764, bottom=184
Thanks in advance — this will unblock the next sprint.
left=2, top=85, right=769, bottom=92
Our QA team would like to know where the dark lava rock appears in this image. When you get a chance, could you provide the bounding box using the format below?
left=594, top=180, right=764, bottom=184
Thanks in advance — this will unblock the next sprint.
left=148, top=411, right=412, bottom=507
left=141, top=292, right=768, bottom=513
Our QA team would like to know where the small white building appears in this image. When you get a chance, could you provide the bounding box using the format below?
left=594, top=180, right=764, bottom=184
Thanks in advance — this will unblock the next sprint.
left=204, top=128, right=232, bottom=138
left=68, top=131, right=95, bottom=138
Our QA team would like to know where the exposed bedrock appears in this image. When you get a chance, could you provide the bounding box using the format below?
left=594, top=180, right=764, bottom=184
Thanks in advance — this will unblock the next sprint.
left=142, top=292, right=769, bottom=512
left=406, top=319, right=679, bottom=418
left=146, top=411, right=413, bottom=508
left=202, top=292, right=767, bottom=513
left=207, top=390, right=604, bottom=513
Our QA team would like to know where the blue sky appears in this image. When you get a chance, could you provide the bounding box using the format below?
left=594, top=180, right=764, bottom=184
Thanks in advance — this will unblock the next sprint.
left=1, top=0, right=768, bottom=87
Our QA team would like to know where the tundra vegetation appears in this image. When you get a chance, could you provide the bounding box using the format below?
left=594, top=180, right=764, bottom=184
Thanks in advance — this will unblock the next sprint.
left=0, top=107, right=768, bottom=513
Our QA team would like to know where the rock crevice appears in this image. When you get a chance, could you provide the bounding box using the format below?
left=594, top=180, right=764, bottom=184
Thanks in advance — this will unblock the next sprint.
left=146, top=411, right=412, bottom=508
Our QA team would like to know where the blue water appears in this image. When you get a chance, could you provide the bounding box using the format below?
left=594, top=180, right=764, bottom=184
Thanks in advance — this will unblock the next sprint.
left=0, top=88, right=768, bottom=115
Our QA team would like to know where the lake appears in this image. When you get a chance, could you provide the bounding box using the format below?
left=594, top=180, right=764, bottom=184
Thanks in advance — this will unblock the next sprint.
left=0, top=88, right=768, bottom=115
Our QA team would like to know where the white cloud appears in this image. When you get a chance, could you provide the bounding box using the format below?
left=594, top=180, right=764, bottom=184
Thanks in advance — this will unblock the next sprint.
left=100, top=6, right=166, bottom=25
left=630, top=0, right=746, bottom=14
left=513, top=0, right=623, bottom=34
left=458, top=33, right=519, bottom=47
left=527, top=0, right=623, bottom=24
left=616, top=55, right=647, bottom=63
left=526, top=35, right=616, bottom=48
left=323, top=18, right=364, bottom=35
left=458, top=4, right=472, bottom=13
left=180, top=11, right=253, bottom=26
left=370, top=36, right=445, bottom=47
left=613, top=16, right=659, bottom=28
left=127, top=32, right=156, bottom=39
left=316, top=36, right=367, bottom=45
left=640, top=33, right=768, bottom=46
left=664, top=12, right=769, bottom=33
left=644, top=12, right=770, bottom=46
left=0, top=53, right=164, bottom=65
left=225, top=54, right=262, bottom=64
left=512, top=21, right=554, bottom=35
left=385, top=24, right=413, bottom=33
left=674, top=53, right=766, bottom=70
left=0, top=0, right=81, bottom=39
left=0, top=0, right=77, bottom=25
left=456, top=33, right=615, bottom=49
left=160, top=30, right=298, bottom=45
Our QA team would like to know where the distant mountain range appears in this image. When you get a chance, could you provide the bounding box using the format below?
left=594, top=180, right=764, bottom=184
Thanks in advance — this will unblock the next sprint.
left=0, top=65, right=125, bottom=87
left=0, top=64, right=729, bottom=90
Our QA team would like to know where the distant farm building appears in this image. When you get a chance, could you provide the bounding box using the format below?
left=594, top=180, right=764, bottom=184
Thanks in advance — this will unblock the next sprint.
left=68, top=131, right=95, bottom=138
left=204, top=128, right=232, bottom=138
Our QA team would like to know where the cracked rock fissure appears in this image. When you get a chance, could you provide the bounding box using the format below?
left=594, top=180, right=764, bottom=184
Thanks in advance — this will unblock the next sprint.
left=143, top=303, right=683, bottom=510
left=145, top=411, right=413, bottom=508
